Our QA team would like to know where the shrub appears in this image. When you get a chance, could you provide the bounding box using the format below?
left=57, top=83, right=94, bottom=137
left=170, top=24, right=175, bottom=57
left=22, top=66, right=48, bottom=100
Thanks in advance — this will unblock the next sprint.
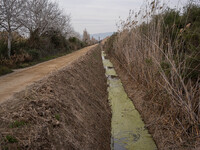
left=69, top=37, right=77, bottom=43
left=55, top=114, right=60, bottom=121
left=0, top=65, right=13, bottom=76
left=0, top=39, right=8, bottom=58
left=0, top=29, right=84, bottom=69
left=9, top=120, right=26, bottom=128
left=5, top=135, right=18, bottom=143
left=28, top=49, right=40, bottom=60
left=68, top=37, right=84, bottom=50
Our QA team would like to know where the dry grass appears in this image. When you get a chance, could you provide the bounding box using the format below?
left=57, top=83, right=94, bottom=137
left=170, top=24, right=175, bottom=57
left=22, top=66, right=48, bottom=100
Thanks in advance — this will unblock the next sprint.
left=105, top=0, right=200, bottom=149
left=0, top=47, right=111, bottom=149
left=0, top=53, right=32, bottom=67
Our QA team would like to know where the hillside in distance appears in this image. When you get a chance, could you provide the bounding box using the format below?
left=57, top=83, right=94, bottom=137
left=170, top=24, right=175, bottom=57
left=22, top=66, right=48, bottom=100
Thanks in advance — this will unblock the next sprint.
left=91, top=32, right=114, bottom=40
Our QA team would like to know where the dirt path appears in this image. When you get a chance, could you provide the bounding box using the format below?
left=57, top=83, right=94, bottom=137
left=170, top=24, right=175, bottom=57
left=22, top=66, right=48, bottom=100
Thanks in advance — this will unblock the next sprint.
left=0, top=45, right=97, bottom=104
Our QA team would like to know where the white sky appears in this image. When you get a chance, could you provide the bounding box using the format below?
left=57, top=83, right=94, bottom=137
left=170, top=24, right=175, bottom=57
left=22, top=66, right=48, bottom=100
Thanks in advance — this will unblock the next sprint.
left=55, top=0, right=188, bottom=34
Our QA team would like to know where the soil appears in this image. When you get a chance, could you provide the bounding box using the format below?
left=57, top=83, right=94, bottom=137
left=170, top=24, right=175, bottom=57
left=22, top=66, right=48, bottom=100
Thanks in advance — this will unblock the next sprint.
left=0, top=45, right=97, bottom=104
left=0, top=46, right=111, bottom=150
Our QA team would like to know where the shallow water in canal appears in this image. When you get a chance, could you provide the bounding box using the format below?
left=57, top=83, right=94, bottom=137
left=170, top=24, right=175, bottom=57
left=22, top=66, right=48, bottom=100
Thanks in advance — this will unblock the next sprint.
left=102, top=51, right=157, bottom=150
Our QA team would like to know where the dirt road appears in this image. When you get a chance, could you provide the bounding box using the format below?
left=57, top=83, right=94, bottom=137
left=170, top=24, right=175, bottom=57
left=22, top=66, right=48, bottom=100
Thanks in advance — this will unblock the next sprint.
left=0, top=45, right=97, bottom=104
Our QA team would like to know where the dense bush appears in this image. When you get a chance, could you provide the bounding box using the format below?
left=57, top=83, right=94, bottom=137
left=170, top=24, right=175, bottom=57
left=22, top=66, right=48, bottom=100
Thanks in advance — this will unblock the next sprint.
left=0, top=0, right=83, bottom=71
left=27, top=49, right=40, bottom=61
left=162, top=4, right=200, bottom=81
left=0, top=29, right=85, bottom=70
left=0, top=32, right=28, bottom=58
left=68, top=37, right=84, bottom=50
left=0, top=39, right=7, bottom=58
left=0, top=65, right=13, bottom=76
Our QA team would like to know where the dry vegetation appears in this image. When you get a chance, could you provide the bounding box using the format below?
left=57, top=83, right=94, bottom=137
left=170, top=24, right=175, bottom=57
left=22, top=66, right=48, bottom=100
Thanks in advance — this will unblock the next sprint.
left=0, top=46, right=111, bottom=150
left=104, top=0, right=200, bottom=149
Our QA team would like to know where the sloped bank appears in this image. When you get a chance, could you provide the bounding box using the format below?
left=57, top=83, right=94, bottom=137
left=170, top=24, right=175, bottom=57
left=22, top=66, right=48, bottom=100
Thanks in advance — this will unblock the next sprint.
left=0, top=46, right=111, bottom=150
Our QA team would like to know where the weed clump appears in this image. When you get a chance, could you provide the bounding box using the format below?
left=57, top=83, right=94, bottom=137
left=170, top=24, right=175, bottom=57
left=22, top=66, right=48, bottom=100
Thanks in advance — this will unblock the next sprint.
left=55, top=114, right=60, bottom=121
left=5, top=135, right=18, bottom=143
left=9, top=120, right=26, bottom=128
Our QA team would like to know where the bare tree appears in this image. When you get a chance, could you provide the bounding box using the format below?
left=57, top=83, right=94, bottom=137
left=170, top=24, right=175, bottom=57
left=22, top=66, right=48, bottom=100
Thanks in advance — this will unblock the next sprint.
left=0, top=0, right=25, bottom=57
left=19, top=0, right=54, bottom=38
left=53, top=13, right=72, bottom=38
left=69, top=29, right=81, bottom=40
left=20, top=0, right=71, bottom=40
left=82, top=29, right=90, bottom=45
left=0, top=3, right=3, bottom=27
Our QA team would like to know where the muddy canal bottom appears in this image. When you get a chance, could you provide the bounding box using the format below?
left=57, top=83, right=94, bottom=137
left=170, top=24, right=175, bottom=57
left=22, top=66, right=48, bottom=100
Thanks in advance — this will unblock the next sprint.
left=102, top=51, right=157, bottom=150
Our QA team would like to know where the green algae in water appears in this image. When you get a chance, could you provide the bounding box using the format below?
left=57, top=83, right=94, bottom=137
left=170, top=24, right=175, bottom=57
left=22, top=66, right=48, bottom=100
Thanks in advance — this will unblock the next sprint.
left=102, top=51, right=157, bottom=150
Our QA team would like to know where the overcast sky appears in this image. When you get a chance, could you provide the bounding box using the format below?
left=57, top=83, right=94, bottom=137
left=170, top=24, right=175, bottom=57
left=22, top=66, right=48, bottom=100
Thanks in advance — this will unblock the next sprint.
left=55, top=0, right=188, bottom=34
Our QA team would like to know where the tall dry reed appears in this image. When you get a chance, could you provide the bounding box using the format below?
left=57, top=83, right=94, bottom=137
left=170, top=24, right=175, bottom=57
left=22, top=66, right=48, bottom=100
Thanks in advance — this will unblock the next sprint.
left=105, top=0, right=200, bottom=149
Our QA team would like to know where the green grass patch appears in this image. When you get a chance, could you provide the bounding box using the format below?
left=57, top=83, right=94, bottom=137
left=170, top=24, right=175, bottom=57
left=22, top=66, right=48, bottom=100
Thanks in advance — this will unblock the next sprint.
left=17, top=63, right=30, bottom=68
left=145, top=58, right=153, bottom=66
left=5, top=135, right=18, bottom=143
left=55, top=114, right=60, bottom=121
left=9, top=120, right=26, bottom=128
